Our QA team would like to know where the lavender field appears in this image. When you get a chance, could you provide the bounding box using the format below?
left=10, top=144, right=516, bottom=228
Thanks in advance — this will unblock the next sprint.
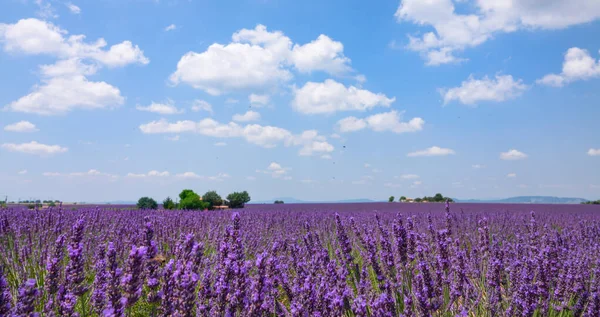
left=1, top=202, right=599, bottom=316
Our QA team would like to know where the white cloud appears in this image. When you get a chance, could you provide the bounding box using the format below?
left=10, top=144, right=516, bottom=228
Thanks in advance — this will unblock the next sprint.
left=507, top=173, right=517, bottom=178
left=214, top=142, right=227, bottom=146
left=0, top=18, right=147, bottom=115
left=127, top=170, right=170, bottom=178
left=65, top=3, right=81, bottom=14
left=537, top=48, right=600, bottom=87
left=472, top=164, right=485, bottom=169
left=292, top=79, right=395, bottom=114
left=0, top=18, right=148, bottom=67
left=395, top=0, right=600, bottom=65
left=399, top=174, right=419, bottom=179
left=500, top=149, right=528, bottom=160
left=1, top=141, right=68, bottom=156
left=291, top=34, right=351, bottom=75
left=139, top=119, right=333, bottom=155
left=68, top=169, right=117, bottom=178
left=441, top=75, right=527, bottom=105
left=43, top=172, right=61, bottom=177
left=233, top=110, right=261, bottom=122
left=18, top=170, right=27, bottom=174
left=4, top=121, right=39, bottom=133
left=257, top=162, right=291, bottom=178
left=169, top=25, right=353, bottom=95
left=249, top=94, right=270, bottom=107
left=330, top=133, right=341, bottom=139
left=165, top=24, right=177, bottom=32
left=407, top=146, right=455, bottom=157
left=411, top=180, right=422, bottom=188
left=175, top=172, right=201, bottom=179
left=191, top=100, right=213, bottom=113
left=385, top=183, right=402, bottom=188
left=4, top=75, right=124, bottom=115
left=136, top=100, right=183, bottom=115
left=337, top=110, right=424, bottom=134
left=588, top=148, right=600, bottom=156
left=165, top=135, right=180, bottom=141
left=35, top=0, right=57, bottom=19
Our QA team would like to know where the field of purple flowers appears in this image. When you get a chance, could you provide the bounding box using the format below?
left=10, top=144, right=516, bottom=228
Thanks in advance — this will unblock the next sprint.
left=1, top=202, right=599, bottom=316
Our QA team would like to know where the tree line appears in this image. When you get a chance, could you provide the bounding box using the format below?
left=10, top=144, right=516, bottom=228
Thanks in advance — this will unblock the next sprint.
left=137, top=189, right=250, bottom=210
left=389, top=193, right=454, bottom=203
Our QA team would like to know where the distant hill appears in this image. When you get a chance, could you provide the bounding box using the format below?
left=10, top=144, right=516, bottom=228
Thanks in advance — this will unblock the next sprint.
left=455, top=196, right=588, bottom=204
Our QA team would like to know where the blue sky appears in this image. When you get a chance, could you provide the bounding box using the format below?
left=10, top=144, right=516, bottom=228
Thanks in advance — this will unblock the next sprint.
left=1, top=0, right=599, bottom=202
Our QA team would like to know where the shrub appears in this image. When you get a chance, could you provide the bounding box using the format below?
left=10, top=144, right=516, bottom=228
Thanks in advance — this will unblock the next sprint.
left=178, top=190, right=209, bottom=210
left=162, top=197, right=176, bottom=210
left=137, top=197, right=158, bottom=210
left=274, top=200, right=284, bottom=204
left=388, top=196, right=395, bottom=202
left=227, top=191, right=251, bottom=209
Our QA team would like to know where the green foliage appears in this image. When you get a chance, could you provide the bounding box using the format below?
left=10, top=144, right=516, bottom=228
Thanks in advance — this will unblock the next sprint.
left=388, top=196, right=395, bottom=202
left=178, top=190, right=209, bottom=210
left=179, top=189, right=196, bottom=201
left=274, top=200, right=284, bottom=204
left=414, top=198, right=423, bottom=203
left=162, top=197, right=176, bottom=210
left=399, top=196, right=407, bottom=201
left=227, top=191, right=251, bottom=209
left=27, top=204, right=36, bottom=209
left=48, top=201, right=56, bottom=207
left=582, top=200, right=600, bottom=205
left=202, top=191, right=223, bottom=210
left=137, top=197, right=158, bottom=210
left=0, top=202, right=6, bottom=208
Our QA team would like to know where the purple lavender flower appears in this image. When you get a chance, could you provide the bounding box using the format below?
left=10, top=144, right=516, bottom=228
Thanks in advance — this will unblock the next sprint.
left=66, top=217, right=87, bottom=296
left=91, top=244, right=108, bottom=315
left=0, top=265, right=12, bottom=315
left=120, top=245, right=147, bottom=308
left=16, top=279, right=39, bottom=316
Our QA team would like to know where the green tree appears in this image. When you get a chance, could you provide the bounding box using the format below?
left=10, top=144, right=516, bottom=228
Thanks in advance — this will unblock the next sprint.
left=388, top=196, right=395, bottom=202
left=433, top=193, right=444, bottom=202
left=179, top=189, right=196, bottom=201
left=178, top=190, right=209, bottom=210
left=202, top=191, right=223, bottom=210
left=399, top=196, right=407, bottom=202
left=227, top=191, right=251, bottom=209
left=163, top=197, right=176, bottom=210
left=414, top=197, right=423, bottom=203
left=48, top=201, right=56, bottom=207
left=274, top=200, right=284, bottom=204
left=137, top=197, right=158, bottom=209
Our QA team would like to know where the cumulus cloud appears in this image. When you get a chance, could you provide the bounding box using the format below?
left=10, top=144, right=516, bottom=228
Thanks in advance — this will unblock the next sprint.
left=169, top=25, right=353, bottom=95
left=0, top=18, right=147, bottom=115
left=441, top=75, right=527, bottom=105
left=407, top=146, right=455, bottom=157
left=292, top=79, right=395, bottom=114
left=537, top=48, right=600, bottom=87
left=232, top=110, right=261, bottom=122
left=18, top=170, right=27, bottom=174
left=257, top=162, right=291, bottom=178
left=165, top=24, right=177, bottom=32
left=136, top=100, right=183, bottom=115
left=507, top=173, right=517, bottom=178
left=139, top=119, right=333, bottom=155
left=175, top=172, right=229, bottom=181
left=588, top=148, right=600, bottom=156
left=249, top=94, right=270, bottom=107
left=395, top=0, right=600, bottom=65
left=1, top=141, right=67, bottom=156
left=127, top=170, right=170, bottom=178
left=191, top=100, right=213, bottom=113
left=337, top=110, right=424, bottom=134
left=4, top=121, right=39, bottom=132
left=4, top=75, right=124, bottom=115
left=472, top=164, right=485, bottom=169
left=500, top=149, right=528, bottom=160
